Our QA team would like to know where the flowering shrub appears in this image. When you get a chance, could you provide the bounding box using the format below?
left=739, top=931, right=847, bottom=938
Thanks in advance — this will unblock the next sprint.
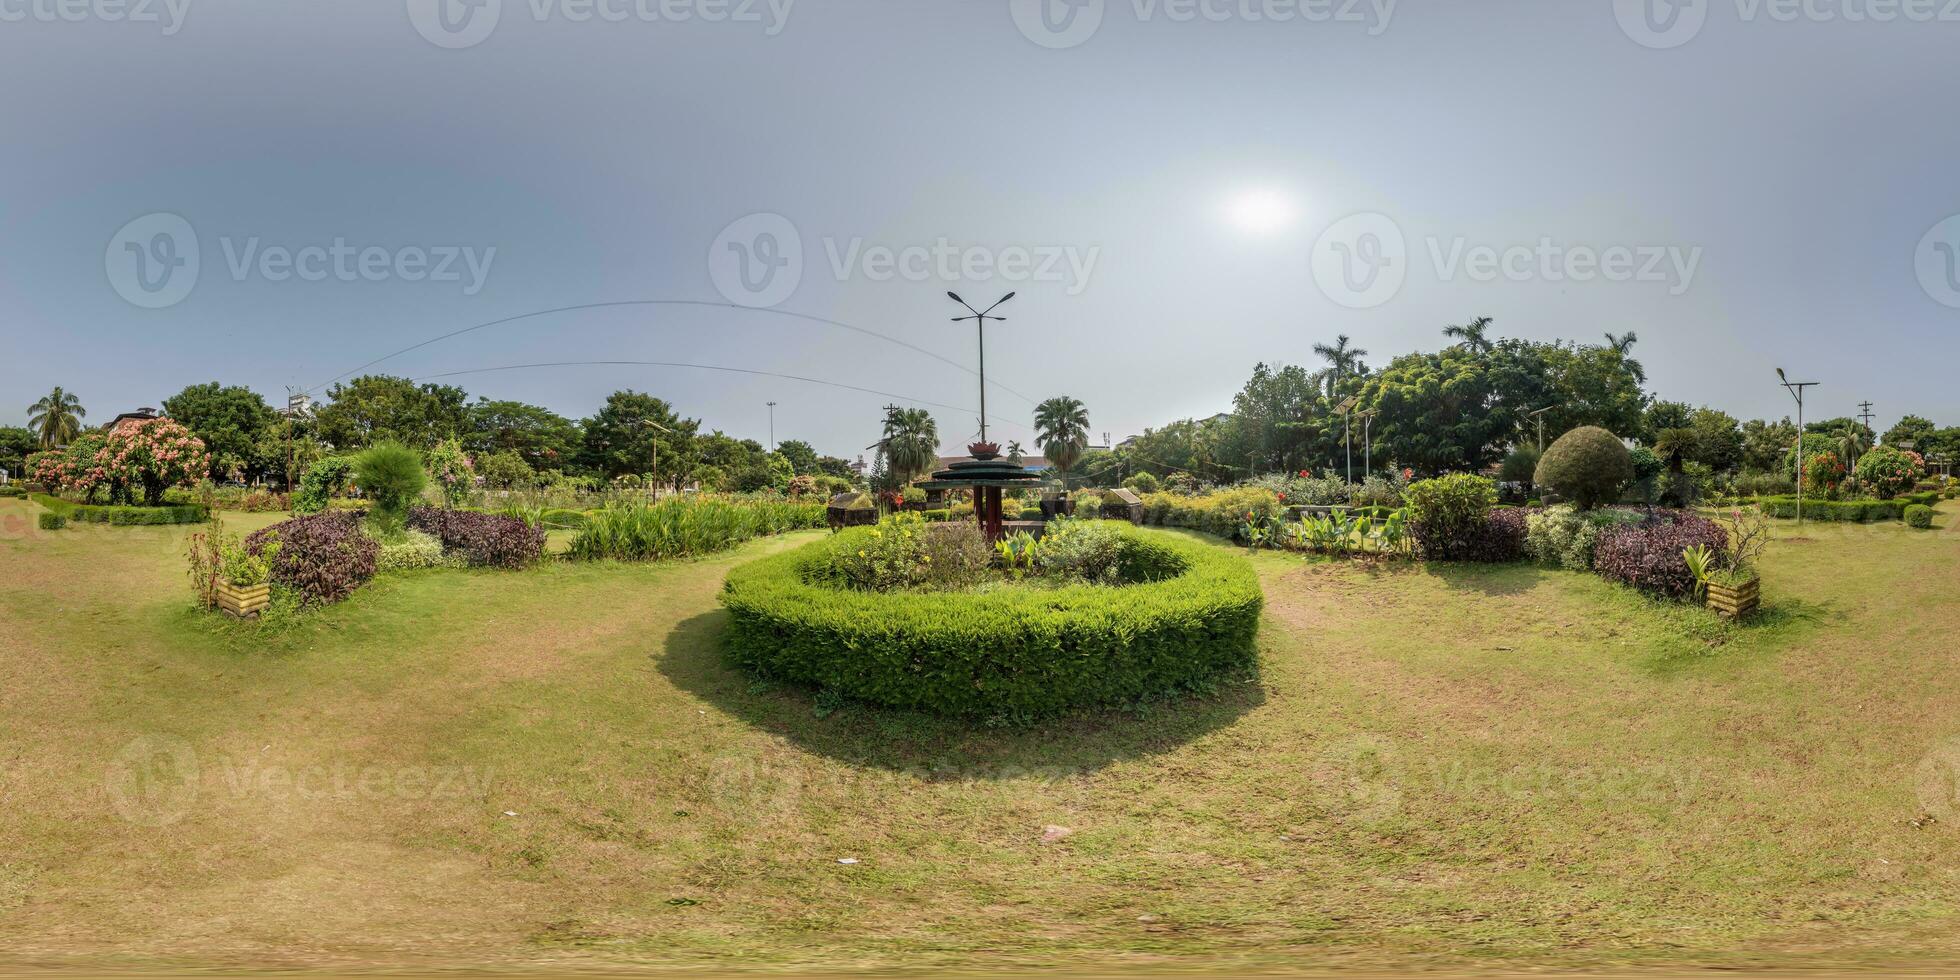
left=245, top=510, right=379, bottom=606
left=1803, top=451, right=1845, bottom=498
left=1032, top=517, right=1123, bottom=582
left=1853, top=445, right=1922, bottom=499
left=823, top=513, right=931, bottom=591
left=101, top=418, right=211, bottom=505
left=425, top=439, right=476, bottom=508
left=407, top=506, right=546, bottom=568
left=1593, top=511, right=1728, bottom=599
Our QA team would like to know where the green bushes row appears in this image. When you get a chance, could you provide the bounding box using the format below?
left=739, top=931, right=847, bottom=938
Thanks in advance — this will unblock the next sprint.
left=569, top=496, right=824, bottom=561
left=39, top=512, right=65, bottom=530
left=1758, top=492, right=1938, bottom=522
left=720, top=526, right=1263, bottom=718
left=33, top=493, right=208, bottom=525
left=0, top=485, right=24, bottom=498
left=1135, top=487, right=1281, bottom=541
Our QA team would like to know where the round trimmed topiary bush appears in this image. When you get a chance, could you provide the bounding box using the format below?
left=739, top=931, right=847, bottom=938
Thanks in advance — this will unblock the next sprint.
left=1904, top=503, right=1934, bottom=529
left=719, top=525, right=1263, bottom=718
left=1534, top=426, right=1633, bottom=510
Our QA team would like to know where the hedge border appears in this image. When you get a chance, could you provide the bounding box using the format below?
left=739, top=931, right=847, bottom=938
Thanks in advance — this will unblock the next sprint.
left=1758, top=492, right=1937, bottom=523
left=720, top=524, right=1263, bottom=718
left=32, top=493, right=208, bottom=525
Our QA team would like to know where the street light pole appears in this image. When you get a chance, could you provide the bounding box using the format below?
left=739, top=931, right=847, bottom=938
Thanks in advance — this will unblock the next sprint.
left=1359, top=409, right=1376, bottom=476
left=639, top=418, right=671, bottom=499
left=766, top=401, right=777, bottom=451
left=1777, top=368, right=1818, bottom=527
left=948, top=291, right=1015, bottom=445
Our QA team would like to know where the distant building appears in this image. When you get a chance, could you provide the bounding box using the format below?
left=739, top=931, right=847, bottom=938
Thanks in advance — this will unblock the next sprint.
left=105, top=407, right=162, bottom=437
left=283, top=392, right=315, bottom=418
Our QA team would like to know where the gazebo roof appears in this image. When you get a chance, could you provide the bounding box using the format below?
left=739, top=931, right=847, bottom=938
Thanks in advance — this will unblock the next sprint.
left=915, top=444, right=1044, bottom=490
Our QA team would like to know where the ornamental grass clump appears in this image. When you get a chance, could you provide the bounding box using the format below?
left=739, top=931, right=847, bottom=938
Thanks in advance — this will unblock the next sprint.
left=568, top=495, right=823, bottom=562
left=354, top=442, right=427, bottom=536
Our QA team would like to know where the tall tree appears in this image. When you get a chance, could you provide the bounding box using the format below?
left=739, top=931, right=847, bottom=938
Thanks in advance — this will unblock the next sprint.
left=1602, top=331, right=1645, bottom=384
left=579, top=390, right=699, bottom=489
left=774, top=438, right=819, bottom=475
left=1882, top=414, right=1937, bottom=449
left=1034, top=396, right=1091, bottom=487
left=27, top=387, right=85, bottom=448
left=874, top=406, right=939, bottom=486
left=1442, top=315, right=1496, bottom=353
left=1311, top=334, right=1369, bottom=398
left=315, top=375, right=468, bottom=450
left=162, top=382, right=277, bottom=480
left=465, top=398, right=580, bottom=471
left=0, top=426, right=35, bottom=477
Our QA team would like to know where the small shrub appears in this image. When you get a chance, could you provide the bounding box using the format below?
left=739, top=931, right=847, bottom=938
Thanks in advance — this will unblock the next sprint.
left=822, top=514, right=931, bottom=591
left=1593, top=511, right=1728, bottom=599
left=1525, top=505, right=1642, bottom=571
left=245, top=510, right=379, bottom=606
left=38, top=511, right=65, bottom=531
left=1033, top=518, right=1123, bottom=583
left=355, top=443, right=427, bottom=532
left=1534, top=427, right=1632, bottom=510
left=1124, top=471, right=1160, bottom=494
left=1905, top=504, right=1934, bottom=529
left=375, top=528, right=453, bottom=571
left=292, top=456, right=355, bottom=514
left=920, top=521, right=994, bottom=590
left=1404, top=474, right=1502, bottom=560
left=0, top=485, right=25, bottom=498
left=1855, top=445, right=1922, bottom=499
left=407, top=506, right=545, bottom=568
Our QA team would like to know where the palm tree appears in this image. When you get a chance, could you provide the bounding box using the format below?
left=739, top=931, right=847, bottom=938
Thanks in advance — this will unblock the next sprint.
left=872, top=406, right=939, bottom=485
left=1312, top=334, right=1370, bottom=397
left=1442, top=316, right=1495, bottom=353
left=1829, top=423, right=1869, bottom=468
left=1006, top=440, right=1026, bottom=467
left=1034, top=396, right=1090, bottom=488
left=1603, top=331, right=1647, bottom=384
left=28, top=387, right=86, bottom=448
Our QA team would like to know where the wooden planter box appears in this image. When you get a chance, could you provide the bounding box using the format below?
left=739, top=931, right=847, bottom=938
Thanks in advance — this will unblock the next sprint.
left=216, top=581, right=271, bottom=618
left=1706, top=577, right=1760, bottom=619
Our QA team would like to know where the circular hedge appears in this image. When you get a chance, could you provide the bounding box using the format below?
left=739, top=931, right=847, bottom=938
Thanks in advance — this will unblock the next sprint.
left=1535, top=426, right=1632, bottom=509
left=719, top=526, right=1263, bottom=719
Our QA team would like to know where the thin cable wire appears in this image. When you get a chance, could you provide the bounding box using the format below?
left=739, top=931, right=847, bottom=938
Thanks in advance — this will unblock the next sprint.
left=410, top=359, right=1037, bottom=434
left=305, top=299, right=1039, bottom=405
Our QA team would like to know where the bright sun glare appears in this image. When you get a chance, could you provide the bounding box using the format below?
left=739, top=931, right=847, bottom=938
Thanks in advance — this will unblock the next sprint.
left=1224, top=187, right=1297, bottom=234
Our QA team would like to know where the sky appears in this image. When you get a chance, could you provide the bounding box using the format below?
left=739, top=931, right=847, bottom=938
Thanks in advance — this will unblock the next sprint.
left=4, top=0, right=1958, bottom=459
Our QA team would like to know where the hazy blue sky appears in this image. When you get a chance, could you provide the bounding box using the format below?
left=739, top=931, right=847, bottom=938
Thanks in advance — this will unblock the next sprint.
left=4, top=0, right=1957, bottom=458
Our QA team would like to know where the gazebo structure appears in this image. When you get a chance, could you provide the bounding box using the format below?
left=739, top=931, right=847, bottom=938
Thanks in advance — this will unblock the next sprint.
left=916, top=442, right=1042, bottom=541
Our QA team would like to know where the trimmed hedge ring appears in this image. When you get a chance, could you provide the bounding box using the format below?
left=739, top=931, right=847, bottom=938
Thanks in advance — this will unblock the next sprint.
left=719, top=525, right=1263, bottom=718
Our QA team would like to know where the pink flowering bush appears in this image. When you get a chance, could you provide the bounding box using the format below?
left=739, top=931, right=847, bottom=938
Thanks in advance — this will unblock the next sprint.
left=1853, top=445, right=1923, bottom=499
left=106, top=418, right=211, bottom=505
left=1803, top=451, right=1845, bottom=498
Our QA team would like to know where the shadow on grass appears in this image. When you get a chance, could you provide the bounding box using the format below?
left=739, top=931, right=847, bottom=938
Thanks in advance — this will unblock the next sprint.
left=655, top=610, right=1265, bottom=775
left=1416, top=560, right=1543, bottom=597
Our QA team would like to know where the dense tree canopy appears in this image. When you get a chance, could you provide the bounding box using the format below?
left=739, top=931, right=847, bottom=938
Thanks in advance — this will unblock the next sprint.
left=315, top=375, right=468, bottom=450
left=579, top=390, right=700, bottom=489
left=464, top=398, right=580, bottom=471
left=162, top=382, right=278, bottom=480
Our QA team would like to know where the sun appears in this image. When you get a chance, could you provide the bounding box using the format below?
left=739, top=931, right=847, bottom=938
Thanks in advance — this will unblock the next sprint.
left=1223, top=187, right=1298, bottom=234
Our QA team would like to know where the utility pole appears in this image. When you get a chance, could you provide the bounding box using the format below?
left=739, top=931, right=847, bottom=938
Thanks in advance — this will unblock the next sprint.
left=1778, top=369, right=1819, bottom=526
left=1857, top=400, right=1875, bottom=435
left=947, top=291, right=1015, bottom=445
left=766, top=401, right=777, bottom=452
left=1527, top=405, right=1555, bottom=455
left=1359, top=409, right=1377, bottom=476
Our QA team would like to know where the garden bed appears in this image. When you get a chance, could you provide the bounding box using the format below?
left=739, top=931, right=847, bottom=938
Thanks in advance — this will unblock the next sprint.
left=719, top=525, right=1263, bottom=719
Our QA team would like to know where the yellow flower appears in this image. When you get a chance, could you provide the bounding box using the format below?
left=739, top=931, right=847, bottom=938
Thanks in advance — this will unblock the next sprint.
left=857, top=550, right=867, bottom=557
left=920, top=555, right=931, bottom=562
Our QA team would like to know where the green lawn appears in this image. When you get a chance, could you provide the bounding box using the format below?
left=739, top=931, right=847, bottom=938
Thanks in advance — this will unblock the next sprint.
left=3, top=496, right=1959, bottom=973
